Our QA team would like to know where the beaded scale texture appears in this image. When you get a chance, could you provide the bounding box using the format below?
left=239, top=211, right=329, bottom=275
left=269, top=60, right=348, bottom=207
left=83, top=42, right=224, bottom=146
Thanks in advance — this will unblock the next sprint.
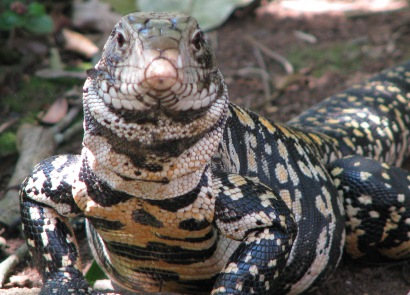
left=20, top=12, right=410, bottom=295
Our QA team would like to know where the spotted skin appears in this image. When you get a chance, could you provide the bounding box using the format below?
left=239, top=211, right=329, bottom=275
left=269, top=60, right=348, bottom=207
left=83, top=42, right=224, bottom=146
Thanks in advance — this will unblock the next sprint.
left=329, top=155, right=410, bottom=260
left=213, top=104, right=345, bottom=293
left=289, top=67, right=410, bottom=165
left=20, top=155, right=91, bottom=294
left=20, top=12, right=410, bottom=295
left=212, top=173, right=296, bottom=294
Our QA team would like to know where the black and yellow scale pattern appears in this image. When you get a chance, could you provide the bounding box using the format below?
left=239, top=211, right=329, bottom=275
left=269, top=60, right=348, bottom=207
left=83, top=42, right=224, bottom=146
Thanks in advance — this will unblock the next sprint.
left=20, top=12, right=410, bottom=295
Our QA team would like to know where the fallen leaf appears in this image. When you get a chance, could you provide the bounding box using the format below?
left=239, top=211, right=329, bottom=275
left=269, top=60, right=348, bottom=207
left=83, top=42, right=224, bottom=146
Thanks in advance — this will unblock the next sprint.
left=62, top=28, right=99, bottom=58
left=37, top=97, right=68, bottom=125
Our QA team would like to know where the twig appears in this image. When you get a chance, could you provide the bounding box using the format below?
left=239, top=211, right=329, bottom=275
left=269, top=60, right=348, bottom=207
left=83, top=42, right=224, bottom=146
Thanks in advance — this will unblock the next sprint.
left=35, top=69, right=87, bottom=80
left=0, top=287, right=40, bottom=295
left=294, top=30, right=317, bottom=44
left=345, top=5, right=409, bottom=19
left=0, top=117, right=19, bottom=134
left=0, top=243, right=28, bottom=287
left=253, top=47, right=267, bottom=72
left=55, top=120, right=84, bottom=145
left=0, top=236, right=7, bottom=251
left=236, top=67, right=271, bottom=84
left=244, top=35, right=294, bottom=74
left=386, top=25, right=409, bottom=54
left=252, top=47, right=271, bottom=102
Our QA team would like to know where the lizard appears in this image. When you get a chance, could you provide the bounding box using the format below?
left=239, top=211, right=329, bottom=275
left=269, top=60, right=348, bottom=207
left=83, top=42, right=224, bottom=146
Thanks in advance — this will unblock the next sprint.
left=20, top=12, right=410, bottom=294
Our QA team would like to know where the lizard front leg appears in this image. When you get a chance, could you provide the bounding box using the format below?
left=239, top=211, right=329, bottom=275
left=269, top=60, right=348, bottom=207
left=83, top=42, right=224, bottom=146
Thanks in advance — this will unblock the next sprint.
left=211, top=173, right=297, bottom=294
left=20, top=198, right=90, bottom=294
left=20, top=155, right=93, bottom=294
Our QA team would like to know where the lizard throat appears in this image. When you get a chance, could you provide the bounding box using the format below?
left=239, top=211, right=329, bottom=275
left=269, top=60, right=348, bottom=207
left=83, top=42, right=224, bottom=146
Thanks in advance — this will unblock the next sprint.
left=82, top=78, right=229, bottom=184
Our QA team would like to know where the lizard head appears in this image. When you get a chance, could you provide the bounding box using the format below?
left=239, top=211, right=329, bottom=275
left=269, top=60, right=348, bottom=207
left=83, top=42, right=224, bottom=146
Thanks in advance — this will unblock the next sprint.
left=82, top=13, right=228, bottom=184
left=88, top=12, right=225, bottom=114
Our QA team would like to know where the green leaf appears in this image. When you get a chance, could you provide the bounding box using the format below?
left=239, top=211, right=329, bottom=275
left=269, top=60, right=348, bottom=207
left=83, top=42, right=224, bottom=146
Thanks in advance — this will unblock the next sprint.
left=137, top=0, right=255, bottom=31
left=85, top=260, right=108, bottom=286
left=100, top=0, right=136, bottom=14
left=27, top=2, right=46, bottom=17
left=24, top=14, right=53, bottom=34
left=0, top=10, right=25, bottom=30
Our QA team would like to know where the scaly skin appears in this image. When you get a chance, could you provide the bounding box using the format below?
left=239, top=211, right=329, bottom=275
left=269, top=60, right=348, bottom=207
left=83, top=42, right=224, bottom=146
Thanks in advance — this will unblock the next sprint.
left=20, top=12, right=410, bottom=295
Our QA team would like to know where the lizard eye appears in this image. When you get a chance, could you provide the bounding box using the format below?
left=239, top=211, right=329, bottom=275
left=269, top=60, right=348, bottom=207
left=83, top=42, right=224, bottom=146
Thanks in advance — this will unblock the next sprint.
left=191, top=30, right=204, bottom=51
left=117, top=32, right=126, bottom=48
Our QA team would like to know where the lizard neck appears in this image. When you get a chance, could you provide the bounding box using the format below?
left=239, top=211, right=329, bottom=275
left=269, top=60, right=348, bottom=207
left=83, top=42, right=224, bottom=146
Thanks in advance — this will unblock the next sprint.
left=81, top=74, right=229, bottom=199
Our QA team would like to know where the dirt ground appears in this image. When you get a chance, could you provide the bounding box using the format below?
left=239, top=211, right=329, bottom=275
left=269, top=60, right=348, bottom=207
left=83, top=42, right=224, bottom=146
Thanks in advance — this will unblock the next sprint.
left=1, top=1, right=410, bottom=294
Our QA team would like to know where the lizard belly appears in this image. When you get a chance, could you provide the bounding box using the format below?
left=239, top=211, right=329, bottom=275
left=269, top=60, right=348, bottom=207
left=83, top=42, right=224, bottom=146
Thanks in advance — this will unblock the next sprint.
left=73, top=155, right=237, bottom=293
left=84, top=204, right=238, bottom=293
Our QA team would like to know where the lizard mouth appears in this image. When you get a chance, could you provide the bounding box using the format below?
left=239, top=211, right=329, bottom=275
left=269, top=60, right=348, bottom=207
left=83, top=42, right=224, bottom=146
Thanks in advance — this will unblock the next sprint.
left=95, top=76, right=219, bottom=114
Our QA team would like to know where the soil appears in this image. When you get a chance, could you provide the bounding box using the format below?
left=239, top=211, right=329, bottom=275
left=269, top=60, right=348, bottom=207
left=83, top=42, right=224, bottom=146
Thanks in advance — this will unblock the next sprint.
left=1, top=1, right=410, bottom=294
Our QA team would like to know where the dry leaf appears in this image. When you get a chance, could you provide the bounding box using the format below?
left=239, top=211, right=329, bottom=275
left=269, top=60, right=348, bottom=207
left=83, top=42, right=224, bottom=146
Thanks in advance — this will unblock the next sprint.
left=37, top=97, right=68, bottom=125
left=62, top=29, right=99, bottom=58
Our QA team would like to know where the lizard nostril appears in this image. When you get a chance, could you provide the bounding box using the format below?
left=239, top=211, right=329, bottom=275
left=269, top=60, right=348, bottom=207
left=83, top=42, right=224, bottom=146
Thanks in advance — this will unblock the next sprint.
left=144, top=58, right=178, bottom=90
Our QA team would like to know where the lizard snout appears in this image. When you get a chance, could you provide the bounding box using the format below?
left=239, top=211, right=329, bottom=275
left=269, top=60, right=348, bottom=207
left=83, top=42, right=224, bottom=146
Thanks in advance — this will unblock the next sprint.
left=144, top=58, right=178, bottom=90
